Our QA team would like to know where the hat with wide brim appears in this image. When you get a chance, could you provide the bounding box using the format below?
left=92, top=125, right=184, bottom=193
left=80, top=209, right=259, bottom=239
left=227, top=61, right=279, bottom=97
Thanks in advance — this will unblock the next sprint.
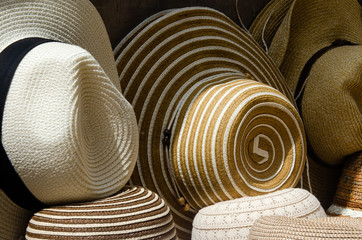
left=192, top=188, right=326, bottom=239
left=250, top=0, right=362, bottom=164
left=327, top=151, right=362, bottom=217
left=25, top=186, right=177, bottom=240
left=114, top=7, right=306, bottom=238
left=249, top=215, right=362, bottom=239
left=0, top=0, right=138, bottom=238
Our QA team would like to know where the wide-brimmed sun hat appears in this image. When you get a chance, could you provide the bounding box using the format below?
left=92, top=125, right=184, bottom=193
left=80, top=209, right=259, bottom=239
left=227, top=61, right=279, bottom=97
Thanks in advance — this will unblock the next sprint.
left=250, top=0, right=362, bottom=208
left=25, top=186, right=177, bottom=240
left=192, top=188, right=326, bottom=239
left=0, top=0, right=138, bottom=238
left=249, top=215, right=362, bottom=239
left=114, top=7, right=307, bottom=238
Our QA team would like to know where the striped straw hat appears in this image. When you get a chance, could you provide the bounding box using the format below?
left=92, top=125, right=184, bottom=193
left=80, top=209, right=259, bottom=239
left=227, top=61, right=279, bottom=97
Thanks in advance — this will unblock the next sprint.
left=25, top=186, right=177, bottom=240
left=249, top=215, right=362, bottom=239
left=192, top=188, right=326, bottom=239
left=0, top=0, right=138, bottom=238
left=250, top=0, right=362, bottom=207
left=327, top=151, right=362, bottom=217
left=114, top=7, right=306, bottom=238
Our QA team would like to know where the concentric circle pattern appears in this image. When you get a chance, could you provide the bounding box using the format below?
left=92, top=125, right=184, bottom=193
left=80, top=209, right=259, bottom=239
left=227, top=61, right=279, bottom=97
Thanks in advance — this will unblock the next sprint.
left=172, top=77, right=305, bottom=209
left=25, top=187, right=177, bottom=240
left=114, top=7, right=305, bottom=238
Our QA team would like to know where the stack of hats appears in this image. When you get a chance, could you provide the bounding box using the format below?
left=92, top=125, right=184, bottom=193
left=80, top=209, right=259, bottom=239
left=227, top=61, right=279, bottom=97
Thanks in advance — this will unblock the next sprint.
left=114, top=6, right=307, bottom=239
left=0, top=0, right=176, bottom=239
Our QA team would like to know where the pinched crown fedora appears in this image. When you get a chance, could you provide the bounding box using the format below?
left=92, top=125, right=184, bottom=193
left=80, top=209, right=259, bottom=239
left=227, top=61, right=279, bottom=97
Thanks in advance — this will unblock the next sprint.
left=114, top=7, right=306, bottom=238
left=0, top=0, right=138, bottom=238
left=250, top=0, right=362, bottom=207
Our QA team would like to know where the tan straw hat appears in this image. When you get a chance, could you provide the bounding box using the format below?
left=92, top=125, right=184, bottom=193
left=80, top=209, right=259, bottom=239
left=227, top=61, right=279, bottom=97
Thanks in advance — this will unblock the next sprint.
left=327, top=151, right=362, bottom=217
left=0, top=0, right=138, bottom=238
left=250, top=0, right=362, bottom=208
left=25, top=186, right=177, bottom=240
left=114, top=7, right=307, bottom=238
left=192, top=188, right=326, bottom=239
left=249, top=215, right=362, bottom=239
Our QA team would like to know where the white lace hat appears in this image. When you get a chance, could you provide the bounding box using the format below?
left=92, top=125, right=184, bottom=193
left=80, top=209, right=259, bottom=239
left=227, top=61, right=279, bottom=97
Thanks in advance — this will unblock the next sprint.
left=0, top=0, right=138, bottom=238
left=192, top=188, right=326, bottom=239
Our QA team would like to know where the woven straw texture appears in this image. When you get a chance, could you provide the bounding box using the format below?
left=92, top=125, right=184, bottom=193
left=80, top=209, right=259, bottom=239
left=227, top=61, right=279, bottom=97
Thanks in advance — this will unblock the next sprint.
left=192, top=188, right=326, bottom=239
left=25, top=186, right=177, bottom=240
left=327, top=152, right=362, bottom=217
left=249, top=215, right=362, bottom=239
left=0, top=0, right=139, bottom=238
left=0, top=190, right=33, bottom=240
left=114, top=7, right=306, bottom=238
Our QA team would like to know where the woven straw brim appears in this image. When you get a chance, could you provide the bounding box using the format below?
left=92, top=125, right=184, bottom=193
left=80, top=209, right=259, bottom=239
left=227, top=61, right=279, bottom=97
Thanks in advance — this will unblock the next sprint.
left=301, top=46, right=362, bottom=164
left=249, top=215, right=362, bottom=239
left=0, top=0, right=119, bottom=89
left=25, top=187, right=177, bottom=240
left=327, top=152, right=362, bottom=217
left=265, top=0, right=362, bottom=93
left=192, top=188, right=326, bottom=239
left=0, top=190, right=33, bottom=239
left=114, top=7, right=306, bottom=238
left=249, top=0, right=294, bottom=51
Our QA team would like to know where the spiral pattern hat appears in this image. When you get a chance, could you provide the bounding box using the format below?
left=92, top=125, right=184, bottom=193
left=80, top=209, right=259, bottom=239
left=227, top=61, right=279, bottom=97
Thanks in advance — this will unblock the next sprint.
left=0, top=0, right=138, bottom=238
left=114, top=7, right=306, bottom=238
left=25, top=186, right=177, bottom=240
left=192, top=188, right=326, bottom=239
left=249, top=215, right=362, bottom=239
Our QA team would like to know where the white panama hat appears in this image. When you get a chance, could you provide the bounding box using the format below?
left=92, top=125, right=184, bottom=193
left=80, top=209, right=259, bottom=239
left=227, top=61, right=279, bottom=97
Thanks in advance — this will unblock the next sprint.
left=0, top=0, right=138, bottom=238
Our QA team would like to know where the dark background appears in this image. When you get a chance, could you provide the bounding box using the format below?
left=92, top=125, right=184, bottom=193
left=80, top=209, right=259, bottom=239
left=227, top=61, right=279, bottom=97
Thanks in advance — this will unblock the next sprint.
left=90, top=0, right=271, bottom=48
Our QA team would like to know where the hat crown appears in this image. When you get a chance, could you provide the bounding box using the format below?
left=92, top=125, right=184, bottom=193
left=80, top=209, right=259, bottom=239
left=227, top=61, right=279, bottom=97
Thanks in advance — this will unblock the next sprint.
left=2, top=42, right=138, bottom=205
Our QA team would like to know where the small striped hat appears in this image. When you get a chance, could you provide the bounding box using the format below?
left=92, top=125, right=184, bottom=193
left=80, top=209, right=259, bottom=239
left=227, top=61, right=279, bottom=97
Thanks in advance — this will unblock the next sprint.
left=114, top=7, right=306, bottom=238
left=249, top=215, right=362, bottom=239
left=25, top=186, right=177, bottom=240
left=192, top=188, right=326, bottom=239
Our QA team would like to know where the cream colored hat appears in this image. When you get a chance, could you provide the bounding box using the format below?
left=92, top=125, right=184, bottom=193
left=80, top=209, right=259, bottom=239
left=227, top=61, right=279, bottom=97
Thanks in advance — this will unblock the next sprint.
left=0, top=0, right=138, bottom=239
left=25, top=186, right=177, bottom=240
left=249, top=215, right=362, bottom=239
left=114, top=7, right=307, bottom=238
left=192, top=188, right=326, bottom=239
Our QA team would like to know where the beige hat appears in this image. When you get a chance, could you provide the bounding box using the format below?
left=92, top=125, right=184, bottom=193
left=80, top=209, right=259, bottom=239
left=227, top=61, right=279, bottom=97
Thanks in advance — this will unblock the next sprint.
left=192, top=188, right=326, bottom=239
left=249, top=215, right=362, bottom=239
left=114, top=7, right=307, bottom=238
left=0, top=0, right=138, bottom=238
left=327, top=151, right=362, bottom=217
left=25, top=186, right=177, bottom=240
left=250, top=0, right=362, bottom=164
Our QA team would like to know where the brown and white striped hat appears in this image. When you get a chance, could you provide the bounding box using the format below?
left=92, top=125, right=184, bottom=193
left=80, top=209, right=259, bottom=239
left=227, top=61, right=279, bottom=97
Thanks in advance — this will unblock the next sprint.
left=249, top=215, right=362, bottom=239
left=25, top=186, right=177, bottom=240
left=114, top=7, right=306, bottom=238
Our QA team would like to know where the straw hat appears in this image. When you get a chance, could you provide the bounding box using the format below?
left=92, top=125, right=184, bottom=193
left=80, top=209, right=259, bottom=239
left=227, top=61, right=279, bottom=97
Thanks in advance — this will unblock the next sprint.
left=0, top=0, right=138, bottom=238
left=192, top=188, right=326, bottom=239
left=249, top=215, right=362, bottom=239
left=25, top=186, right=177, bottom=240
left=327, top=151, right=362, bottom=217
left=114, top=7, right=307, bottom=238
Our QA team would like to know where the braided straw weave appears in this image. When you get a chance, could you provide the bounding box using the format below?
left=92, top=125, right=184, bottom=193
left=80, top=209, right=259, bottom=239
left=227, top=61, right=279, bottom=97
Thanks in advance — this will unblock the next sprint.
left=192, top=188, right=326, bottom=239
left=249, top=215, right=362, bottom=239
left=114, top=7, right=306, bottom=238
left=25, top=187, right=177, bottom=240
left=327, top=152, right=362, bottom=217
